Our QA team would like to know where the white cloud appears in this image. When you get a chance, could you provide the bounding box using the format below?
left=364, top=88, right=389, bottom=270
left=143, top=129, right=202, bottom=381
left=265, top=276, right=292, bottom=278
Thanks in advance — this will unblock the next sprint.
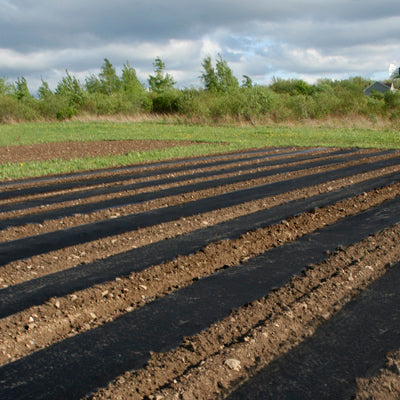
left=1, top=0, right=400, bottom=91
left=200, top=39, right=222, bottom=60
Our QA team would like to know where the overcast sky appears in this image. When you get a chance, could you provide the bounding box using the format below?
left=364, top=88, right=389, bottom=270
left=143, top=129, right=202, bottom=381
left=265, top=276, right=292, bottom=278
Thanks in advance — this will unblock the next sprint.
left=1, top=0, right=400, bottom=92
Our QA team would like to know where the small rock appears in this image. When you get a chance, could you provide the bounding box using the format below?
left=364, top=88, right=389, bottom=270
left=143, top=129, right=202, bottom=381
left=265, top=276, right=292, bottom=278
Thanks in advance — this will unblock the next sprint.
left=70, top=294, right=78, bottom=301
left=89, top=312, right=97, bottom=320
left=101, top=290, right=109, bottom=297
left=54, top=300, right=60, bottom=309
left=139, top=285, right=148, bottom=291
left=224, top=358, right=241, bottom=371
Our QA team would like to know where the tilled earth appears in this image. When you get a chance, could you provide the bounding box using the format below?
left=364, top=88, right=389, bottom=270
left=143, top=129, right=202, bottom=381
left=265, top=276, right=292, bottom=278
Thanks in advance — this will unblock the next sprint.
left=1, top=145, right=400, bottom=399
left=0, top=139, right=199, bottom=165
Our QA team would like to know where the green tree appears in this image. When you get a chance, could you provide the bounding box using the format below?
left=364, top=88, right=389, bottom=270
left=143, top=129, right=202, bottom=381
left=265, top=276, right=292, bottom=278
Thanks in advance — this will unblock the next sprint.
left=201, top=55, right=239, bottom=93
left=215, top=55, right=239, bottom=92
left=14, top=76, right=31, bottom=100
left=241, top=75, right=253, bottom=89
left=55, top=71, right=86, bottom=119
left=55, top=71, right=85, bottom=104
left=148, top=57, right=176, bottom=93
left=0, top=77, right=14, bottom=96
left=121, top=61, right=144, bottom=96
left=98, top=58, right=121, bottom=94
left=38, top=79, right=53, bottom=100
left=0, top=78, right=6, bottom=96
left=201, top=56, right=218, bottom=92
left=85, top=74, right=102, bottom=94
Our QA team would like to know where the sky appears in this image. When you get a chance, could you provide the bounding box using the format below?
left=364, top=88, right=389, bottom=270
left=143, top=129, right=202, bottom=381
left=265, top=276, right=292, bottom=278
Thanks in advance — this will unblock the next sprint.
left=1, top=0, right=400, bottom=93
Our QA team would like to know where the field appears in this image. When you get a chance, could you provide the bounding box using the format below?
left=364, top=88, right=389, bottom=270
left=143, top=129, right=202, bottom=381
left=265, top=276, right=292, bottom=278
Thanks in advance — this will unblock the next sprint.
left=1, top=122, right=400, bottom=399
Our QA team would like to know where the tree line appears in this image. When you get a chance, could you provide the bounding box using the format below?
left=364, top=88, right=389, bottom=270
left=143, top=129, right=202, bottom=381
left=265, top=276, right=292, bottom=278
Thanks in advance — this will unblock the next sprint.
left=1, top=56, right=399, bottom=124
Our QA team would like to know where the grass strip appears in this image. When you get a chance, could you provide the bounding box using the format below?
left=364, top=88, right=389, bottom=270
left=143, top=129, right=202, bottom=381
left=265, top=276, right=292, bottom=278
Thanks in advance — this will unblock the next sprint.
left=1, top=121, right=399, bottom=180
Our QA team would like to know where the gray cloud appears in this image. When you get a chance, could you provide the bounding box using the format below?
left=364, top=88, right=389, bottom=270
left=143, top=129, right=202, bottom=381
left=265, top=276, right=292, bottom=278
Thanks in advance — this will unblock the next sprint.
left=0, top=0, right=399, bottom=90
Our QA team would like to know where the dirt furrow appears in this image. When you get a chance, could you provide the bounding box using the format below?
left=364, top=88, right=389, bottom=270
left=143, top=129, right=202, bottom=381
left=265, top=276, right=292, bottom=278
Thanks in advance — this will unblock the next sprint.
left=0, top=155, right=272, bottom=208
left=0, top=147, right=289, bottom=195
left=0, top=148, right=347, bottom=223
left=0, top=151, right=396, bottom=242
left=355, top=350, right=400, bottom=400
left=1, top=146, right=400, bottom=400
left=0, top=147, right=330, bottom=207
left=0, top=181, right=399, bottom=365
left=1, top=165, right=399, bottom=288
left=3, top=193, right=400, bottom=399
left=0, top=148, right=367, bottom=227
left=87, top=224, right=400, bottom=400
left=0, top=150, right=356, bottom=239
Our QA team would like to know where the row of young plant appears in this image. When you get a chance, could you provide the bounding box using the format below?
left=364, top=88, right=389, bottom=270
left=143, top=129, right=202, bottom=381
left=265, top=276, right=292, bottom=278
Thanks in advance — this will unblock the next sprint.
left=1, top=56, right=400, bottom=124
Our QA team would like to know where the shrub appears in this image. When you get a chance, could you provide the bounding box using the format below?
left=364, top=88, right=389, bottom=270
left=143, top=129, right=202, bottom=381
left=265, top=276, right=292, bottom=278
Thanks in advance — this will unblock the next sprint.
left=270, top=78, right=315, bottom=96
left=176, top=89, right=210, bottom=119
left=384, top=91, right=400, bottom=109
left=151, top=90, right=181, bottom=113
left=0, top=95, right=40, bottom=122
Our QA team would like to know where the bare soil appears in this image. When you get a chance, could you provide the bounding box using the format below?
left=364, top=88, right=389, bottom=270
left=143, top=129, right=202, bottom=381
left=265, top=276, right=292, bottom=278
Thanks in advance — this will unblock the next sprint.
left=1, top=142, right=400, bottom=400
left=0, top=140, right=199, bottom=164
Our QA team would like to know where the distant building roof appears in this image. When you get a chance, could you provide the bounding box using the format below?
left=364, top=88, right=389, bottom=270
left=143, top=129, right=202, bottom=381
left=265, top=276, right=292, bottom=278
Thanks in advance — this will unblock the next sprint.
left=363, top=81, right=393, bottom=96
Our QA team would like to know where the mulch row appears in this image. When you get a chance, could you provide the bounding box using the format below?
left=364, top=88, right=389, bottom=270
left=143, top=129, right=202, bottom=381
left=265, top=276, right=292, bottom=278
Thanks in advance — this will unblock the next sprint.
left=1, top=146, right=400, bottom=399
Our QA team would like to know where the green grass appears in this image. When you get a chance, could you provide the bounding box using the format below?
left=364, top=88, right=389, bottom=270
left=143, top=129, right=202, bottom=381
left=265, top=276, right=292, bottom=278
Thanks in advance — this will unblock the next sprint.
left=1, top=121, right=399, bottom=180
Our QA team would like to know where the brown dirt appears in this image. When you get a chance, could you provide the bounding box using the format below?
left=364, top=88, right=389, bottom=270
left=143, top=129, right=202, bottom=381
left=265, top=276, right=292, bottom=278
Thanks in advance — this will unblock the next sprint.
left=1, top=182, right=400, bottom=366
left=0, top=146, right=301, bottom=194
left=2, top=153, right=399, bottom=288
left=0, top=147, right=333, bottom=212
left=1, top=145, right=400, bottom=399
left=0, top=139, right=202, bottom=164
left=92, top=225, right=400, bottom=400
left=355, top=350, right=400, bottom=399
left=0, top=148, right=387, bottom=242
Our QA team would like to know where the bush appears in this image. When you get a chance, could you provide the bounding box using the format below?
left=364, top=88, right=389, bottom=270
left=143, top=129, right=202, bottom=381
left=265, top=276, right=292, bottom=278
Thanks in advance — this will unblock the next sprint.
left=151, top=90, right=182, bottom=113
left=56, top=106, right=78, bottom=121
left=37, top=95, right=69, bottom=120
left=270, top=78, right=315, bottom=96
left=0, top=96, right=41, bottom=122
left=0, top=66, right=399, bottom=124
left=240, top=86, right=277, bottom=120
left=384, top=91, right=400, bottom=109
left=176, top=89, right=210, bottom=119
left=206, top=94, right=231, bottom=121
